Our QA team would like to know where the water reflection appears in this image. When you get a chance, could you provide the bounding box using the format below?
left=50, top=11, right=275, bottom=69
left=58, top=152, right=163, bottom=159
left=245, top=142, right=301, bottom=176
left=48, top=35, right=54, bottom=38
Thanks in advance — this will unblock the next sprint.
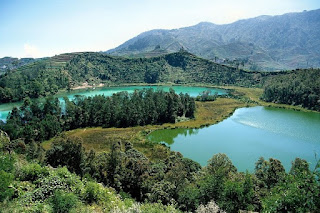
left=148, top=128, right=199, bottom=145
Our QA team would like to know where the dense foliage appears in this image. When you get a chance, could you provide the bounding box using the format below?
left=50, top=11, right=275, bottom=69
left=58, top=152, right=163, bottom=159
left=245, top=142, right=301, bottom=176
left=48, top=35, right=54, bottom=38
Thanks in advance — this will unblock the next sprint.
left=1, top=89, right=195, bottom=142
left=1, top=130, right=319, bottom=212
left=0, top=51, right=271, bottom=103
left=0, top=60, right=69, bottom=103
left=262, top=69, right=320, bottom=111
left=66, top=51, right=267, bottom=87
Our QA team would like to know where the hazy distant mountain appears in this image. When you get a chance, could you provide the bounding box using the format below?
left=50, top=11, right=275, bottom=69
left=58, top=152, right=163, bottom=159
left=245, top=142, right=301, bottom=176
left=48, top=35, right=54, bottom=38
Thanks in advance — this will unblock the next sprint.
left=0, top=57, right=37, bottom=74
left=107, top=9, right=320, bottom=71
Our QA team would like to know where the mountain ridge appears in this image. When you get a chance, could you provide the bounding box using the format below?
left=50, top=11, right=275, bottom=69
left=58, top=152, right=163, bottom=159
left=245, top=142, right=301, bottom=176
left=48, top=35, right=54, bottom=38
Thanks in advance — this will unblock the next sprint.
left=106, top=9, right=320, bottom=71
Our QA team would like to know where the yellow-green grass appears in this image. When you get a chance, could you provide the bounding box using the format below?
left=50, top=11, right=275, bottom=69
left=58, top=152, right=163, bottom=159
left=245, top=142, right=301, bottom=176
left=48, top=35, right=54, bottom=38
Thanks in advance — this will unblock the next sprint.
left=41, top=126, right=171, bottom=161
left=162, top=98, right=248, bottom=129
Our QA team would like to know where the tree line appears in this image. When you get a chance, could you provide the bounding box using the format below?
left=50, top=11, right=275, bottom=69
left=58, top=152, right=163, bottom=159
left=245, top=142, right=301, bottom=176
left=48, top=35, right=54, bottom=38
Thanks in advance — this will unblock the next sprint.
left=262, top=68, right=320, bottom=111
left=1, top=89, right=195, bottom=142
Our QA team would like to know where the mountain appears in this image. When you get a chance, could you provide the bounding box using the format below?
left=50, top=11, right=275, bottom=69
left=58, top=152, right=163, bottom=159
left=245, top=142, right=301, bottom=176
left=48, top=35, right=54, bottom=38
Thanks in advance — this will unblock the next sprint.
left=0, top=57, right=37, bottom=75
left=106, top=9, right=320, bottom=71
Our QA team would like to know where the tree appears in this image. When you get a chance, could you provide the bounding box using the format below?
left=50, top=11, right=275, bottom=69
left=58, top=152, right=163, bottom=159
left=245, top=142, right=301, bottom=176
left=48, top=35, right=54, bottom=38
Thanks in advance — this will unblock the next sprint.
left=206, top=153, right=237, bottom=176
left=46, top=136, right=85, bottom=175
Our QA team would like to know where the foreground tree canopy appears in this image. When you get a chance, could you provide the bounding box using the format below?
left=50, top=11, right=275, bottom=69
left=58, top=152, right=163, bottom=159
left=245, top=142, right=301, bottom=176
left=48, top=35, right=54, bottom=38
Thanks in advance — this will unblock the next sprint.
left=1, top=131, right=319, bottom=212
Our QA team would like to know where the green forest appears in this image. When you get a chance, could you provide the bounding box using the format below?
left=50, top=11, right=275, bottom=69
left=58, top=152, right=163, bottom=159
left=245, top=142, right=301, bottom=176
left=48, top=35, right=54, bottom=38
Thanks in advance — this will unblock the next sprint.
left=1, top=89, right=195, bottom=142
left=1, top=51, right=319, bottom=111
left=262, top=69, right=320, bottom=111
left=0, top=51, right=269, bottom=103
left=1, top=51, right=320, bottom=212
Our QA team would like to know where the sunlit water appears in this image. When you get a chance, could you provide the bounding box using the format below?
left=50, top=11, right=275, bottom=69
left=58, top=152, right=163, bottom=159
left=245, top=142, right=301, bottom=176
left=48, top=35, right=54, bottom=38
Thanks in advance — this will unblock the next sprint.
left=0, top=85, right=226, bottom=121
left=148, top=106, right=320, bottom=171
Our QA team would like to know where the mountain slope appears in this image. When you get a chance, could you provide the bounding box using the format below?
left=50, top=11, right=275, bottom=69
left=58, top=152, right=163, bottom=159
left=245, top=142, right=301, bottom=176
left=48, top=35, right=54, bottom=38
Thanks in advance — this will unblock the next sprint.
left=0, top=57, right=37, bottom=75
left=0, top=51, right=270, bottom=103
left=107, top=9, right=320, bottom=71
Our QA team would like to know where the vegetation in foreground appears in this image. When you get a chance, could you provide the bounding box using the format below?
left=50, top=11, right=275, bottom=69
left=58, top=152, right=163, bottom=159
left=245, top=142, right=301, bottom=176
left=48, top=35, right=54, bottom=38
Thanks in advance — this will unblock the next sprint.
left=0, top=88, right=319, bottom=212
left=1, top=128, right=319, bottom=212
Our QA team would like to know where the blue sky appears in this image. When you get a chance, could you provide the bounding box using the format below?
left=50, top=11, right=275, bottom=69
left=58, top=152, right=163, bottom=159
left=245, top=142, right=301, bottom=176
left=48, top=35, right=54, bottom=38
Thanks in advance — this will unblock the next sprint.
left=1, top=0, right=319, bottom=58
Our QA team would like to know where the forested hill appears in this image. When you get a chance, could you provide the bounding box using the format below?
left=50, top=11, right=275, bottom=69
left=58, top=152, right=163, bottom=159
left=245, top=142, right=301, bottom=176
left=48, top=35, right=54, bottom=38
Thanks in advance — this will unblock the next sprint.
left=66, top=50, right=268, bottom=86
left=0, top=52, right=83, bottom=103
left=262, top=68, right=320, bottom=111
left=107, top=9, right=320, bottom=71
left=0, top=51, right=270, bottom=103
left=1, top=50, right=319, bottom=111
left=0, top=57, right=37, bottom=75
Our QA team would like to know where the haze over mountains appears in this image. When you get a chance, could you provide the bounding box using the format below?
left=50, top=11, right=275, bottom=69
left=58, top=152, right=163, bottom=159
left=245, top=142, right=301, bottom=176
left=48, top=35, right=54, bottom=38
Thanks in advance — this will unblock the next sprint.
left=0, top=57, right=37, bottom=74
left=107, top=9, right=320, bottom=71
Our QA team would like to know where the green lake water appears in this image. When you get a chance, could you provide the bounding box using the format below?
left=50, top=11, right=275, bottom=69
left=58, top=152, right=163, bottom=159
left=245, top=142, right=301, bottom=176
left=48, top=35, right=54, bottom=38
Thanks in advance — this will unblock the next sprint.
left=148, top=106, right=320, bottom=171
left=0, top=85, right=226, bottom=121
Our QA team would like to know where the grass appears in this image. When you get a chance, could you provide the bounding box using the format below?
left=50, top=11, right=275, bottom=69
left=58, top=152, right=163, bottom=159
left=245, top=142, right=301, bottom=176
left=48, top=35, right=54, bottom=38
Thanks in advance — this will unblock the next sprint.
left=42, top=126, right=171, bottom=161
left=163, top=98, right=248, bottom=129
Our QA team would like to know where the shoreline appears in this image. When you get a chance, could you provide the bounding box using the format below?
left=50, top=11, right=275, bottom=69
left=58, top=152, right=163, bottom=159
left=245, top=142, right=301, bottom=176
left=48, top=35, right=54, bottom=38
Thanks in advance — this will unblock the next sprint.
left=71, top=82, right=105, bottom=90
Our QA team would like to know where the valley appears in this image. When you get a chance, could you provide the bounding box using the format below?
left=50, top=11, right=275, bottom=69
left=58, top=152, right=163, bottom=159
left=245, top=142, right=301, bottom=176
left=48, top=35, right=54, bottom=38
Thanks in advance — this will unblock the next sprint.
left=1, top=4, right=320, bottom=212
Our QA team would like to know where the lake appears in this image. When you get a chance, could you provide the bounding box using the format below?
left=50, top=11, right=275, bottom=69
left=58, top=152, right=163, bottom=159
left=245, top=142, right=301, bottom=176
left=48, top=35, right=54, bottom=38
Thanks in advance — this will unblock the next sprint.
left=0, top=85, right=226, bottom=121
left=148, top=106, right=320, bottom=171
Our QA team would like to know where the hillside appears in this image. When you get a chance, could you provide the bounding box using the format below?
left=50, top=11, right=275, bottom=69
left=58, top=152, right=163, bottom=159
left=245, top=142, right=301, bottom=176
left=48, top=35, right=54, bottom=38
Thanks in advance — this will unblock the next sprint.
left=2, top=50, right=319, bottom=111
left=0, top=51, right=272, bottom=103
left=66, top=50, right=269, bottom=86
left=0, top=52, right=85, bottom=103
left=0, top=57, right=37, bottom=75
left=107, top=9, right=320, bottom=71
left=262, top=68, right=320, bottom=111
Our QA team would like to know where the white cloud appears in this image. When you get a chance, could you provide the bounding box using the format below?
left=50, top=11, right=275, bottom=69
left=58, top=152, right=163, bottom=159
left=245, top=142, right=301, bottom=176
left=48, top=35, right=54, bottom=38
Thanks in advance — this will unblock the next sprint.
left=24, top=43, right=41, bottom=58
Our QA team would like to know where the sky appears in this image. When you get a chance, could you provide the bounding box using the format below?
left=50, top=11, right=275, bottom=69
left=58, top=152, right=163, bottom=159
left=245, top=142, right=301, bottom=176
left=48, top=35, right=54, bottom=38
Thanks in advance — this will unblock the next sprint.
left=1, top=0, right=319, bottom=58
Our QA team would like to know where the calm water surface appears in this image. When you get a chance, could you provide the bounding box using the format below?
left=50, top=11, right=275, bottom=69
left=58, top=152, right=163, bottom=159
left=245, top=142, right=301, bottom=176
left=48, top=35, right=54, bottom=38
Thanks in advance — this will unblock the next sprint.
left=0, top=85, right=226, bottom=121
left=148, top=106, right=320, bottom=171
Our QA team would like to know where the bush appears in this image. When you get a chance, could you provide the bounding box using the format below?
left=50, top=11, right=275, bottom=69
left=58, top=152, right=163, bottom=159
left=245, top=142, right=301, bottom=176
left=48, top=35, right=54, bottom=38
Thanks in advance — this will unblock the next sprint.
left=18, top=163, right=49, bottom=182
left=0, top=153, right=15, bottom=173
left=31, top=167, right=84, bottom=201
left=0, top=170, right=14, bottom=201
left=45, top=137, right=85, bottom=175
left=50, top=190, right=79, bottom=213
left=83, top=181, right=105, bottom=204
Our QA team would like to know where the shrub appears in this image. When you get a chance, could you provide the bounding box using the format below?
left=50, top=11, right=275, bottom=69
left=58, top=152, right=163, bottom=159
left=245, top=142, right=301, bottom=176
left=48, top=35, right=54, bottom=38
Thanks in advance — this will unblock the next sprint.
left=18, top=163, right=49, bottom=182
left=83, top=181, right=105, bottom=204
left=0, top=153, right=15, bottom=173
left=50, top=190, right=78, bottom=213
left=0, top=170, right=14, bottom=201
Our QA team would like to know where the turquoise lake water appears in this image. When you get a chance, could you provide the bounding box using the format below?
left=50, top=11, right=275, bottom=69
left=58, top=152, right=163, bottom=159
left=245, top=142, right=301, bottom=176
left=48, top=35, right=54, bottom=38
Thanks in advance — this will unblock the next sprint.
left=148, top=106, right=320, bottom=171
